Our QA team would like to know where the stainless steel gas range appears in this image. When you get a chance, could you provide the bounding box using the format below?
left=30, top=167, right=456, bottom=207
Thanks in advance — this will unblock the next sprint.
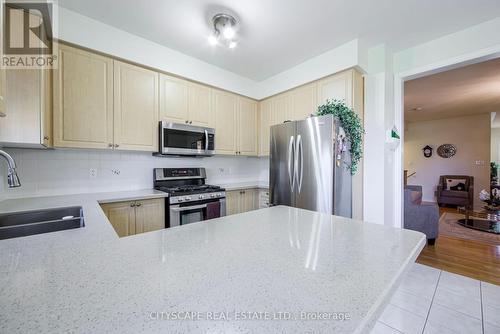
left=154, top=168, right=226, bottom=228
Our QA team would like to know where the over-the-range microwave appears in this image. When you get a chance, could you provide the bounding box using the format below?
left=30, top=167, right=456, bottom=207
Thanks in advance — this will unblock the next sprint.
left=158, top=121, right=215, bottom=156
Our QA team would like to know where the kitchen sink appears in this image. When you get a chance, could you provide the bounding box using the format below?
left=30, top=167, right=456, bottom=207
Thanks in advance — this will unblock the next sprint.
left=0, top=206, right=84, bottom=240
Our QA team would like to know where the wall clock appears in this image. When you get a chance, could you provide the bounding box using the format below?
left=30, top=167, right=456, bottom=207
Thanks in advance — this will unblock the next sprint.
left=422, top=145, right=433, bottom=158
left=437, top=144, right=456, bottom=158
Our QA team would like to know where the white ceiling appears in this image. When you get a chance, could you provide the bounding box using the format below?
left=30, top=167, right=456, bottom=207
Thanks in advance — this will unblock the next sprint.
left=404, top=57, right=500, bottom=123
left=58, top=0, right=500, bottom=81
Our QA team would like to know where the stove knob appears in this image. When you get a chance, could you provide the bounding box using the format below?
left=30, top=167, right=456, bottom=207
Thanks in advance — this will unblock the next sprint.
left=210, top=194, right=216, bottom=198
left=184, top=197, right=191, bottom=201
left=177, top=198, right=183, bottom=202
left=199, top=195, right=204, bottom=199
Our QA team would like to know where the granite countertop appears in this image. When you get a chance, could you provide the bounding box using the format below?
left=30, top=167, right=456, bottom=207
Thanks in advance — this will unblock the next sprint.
left=0, top=193, right=425, bottom=334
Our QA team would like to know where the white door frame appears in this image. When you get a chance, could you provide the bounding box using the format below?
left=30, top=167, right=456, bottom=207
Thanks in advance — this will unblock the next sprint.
left=393, top=46, right=500, bottom=228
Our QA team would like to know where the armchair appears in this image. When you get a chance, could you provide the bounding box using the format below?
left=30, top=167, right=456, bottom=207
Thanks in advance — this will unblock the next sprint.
left=404, top=185, right=439, bottom=245
left=437, top=175, right=474, bottom=209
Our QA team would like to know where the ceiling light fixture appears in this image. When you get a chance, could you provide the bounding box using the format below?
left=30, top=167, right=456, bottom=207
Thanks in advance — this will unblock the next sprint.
left=208, top=13, right=238, bottom=49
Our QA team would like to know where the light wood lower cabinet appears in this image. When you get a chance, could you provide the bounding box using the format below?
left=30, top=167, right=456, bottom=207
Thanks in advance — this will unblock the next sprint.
left=225, top=189, right=259, bottom=216
left=100, top=198, right=165, bottom=237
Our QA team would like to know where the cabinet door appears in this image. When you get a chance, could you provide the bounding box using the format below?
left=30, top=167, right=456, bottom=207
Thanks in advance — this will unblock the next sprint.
left=259, top=99, right=272, bottom=156
left=271, top=94, right=290, bottom=125
left=159, top=74, right=188, bottom=123
left=113, top=61, right=159, bottom=152
left=54, top=44, right=114, bottom=149
left=238, top=97, right=258, bottom=156
left=317, top=71, right=353, bottom=107
left=240, top=189, right=257, bottom=212
left=289, top=83, right=317, bottom=121
left=135, top=198, right=165, bottom=234
left=188, top=82, right=211, bottom=126
left=225, top=190, right=241, bottom=216
left=213, top=89, right=237, bottom=155
left=100, top=201, right=136, bottom=237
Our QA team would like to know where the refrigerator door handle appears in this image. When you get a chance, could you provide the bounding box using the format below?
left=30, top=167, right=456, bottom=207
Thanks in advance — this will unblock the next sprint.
left=296, top=135, right=304, bottom=193
left=288, top=136, right=295, bottom=192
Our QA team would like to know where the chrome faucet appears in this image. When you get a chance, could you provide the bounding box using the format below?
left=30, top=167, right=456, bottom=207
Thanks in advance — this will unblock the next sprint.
left=0, top=149, right=21, bottom=188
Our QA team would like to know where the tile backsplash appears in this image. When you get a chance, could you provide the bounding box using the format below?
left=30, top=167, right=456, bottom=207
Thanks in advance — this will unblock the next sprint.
left=0, top=148, right=269, bottom=199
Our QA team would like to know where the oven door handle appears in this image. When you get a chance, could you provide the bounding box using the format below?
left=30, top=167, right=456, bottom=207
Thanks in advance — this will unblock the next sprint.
left=171, top=204, right=208, bottom=212
left=204, top=129, right=209, bottom=151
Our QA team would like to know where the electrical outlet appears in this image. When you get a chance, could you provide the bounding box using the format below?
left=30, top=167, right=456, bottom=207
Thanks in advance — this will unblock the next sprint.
left=89, top=168, right=97, bottom=179
left=111, top=169, right=121, bottom=176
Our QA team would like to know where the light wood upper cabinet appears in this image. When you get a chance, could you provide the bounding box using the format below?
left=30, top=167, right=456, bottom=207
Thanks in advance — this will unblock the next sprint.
left=134, top=198, right=165, bottom=234
left=54, top=44, right=114, bottom=149
left=289, top=83, right=317, bottom=121
left=213, top=89, right=238, bottom=155
left=159, top=74, right=188, bottom=124
left=188, top=82, right=211, bottom=126
left=160, top=77, right=212, bottom=126
left=317, top=70, right=353, bottom=107
left=271, top=94, right=290, bottom=125
left=101, top=198, right=165, bottom=237
left=238, top=97, right=258, bottom=156
left=258, top=99, right=272, bottom=156
left=113, top=60, right=159, bottom=152
left=100, top=201, right=136, bottom=237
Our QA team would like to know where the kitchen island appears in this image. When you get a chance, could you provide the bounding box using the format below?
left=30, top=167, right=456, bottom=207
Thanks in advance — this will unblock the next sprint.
left=0, top=193, right=425, bottom=334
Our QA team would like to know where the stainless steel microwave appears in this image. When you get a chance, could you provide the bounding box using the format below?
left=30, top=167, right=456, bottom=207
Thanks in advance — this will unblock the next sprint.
left=159, top=121, right=215, bottom=156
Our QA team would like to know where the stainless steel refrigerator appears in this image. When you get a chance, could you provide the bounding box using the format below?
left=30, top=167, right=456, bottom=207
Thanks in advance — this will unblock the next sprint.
left=269, top=114, right=352, bottom=217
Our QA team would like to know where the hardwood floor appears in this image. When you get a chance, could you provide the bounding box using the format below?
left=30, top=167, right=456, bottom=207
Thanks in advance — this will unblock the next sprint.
left=416, top=206, right=500, bottom=285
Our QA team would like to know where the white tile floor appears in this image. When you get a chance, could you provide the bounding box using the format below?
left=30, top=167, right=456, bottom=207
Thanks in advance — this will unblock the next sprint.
left=372, top=263, right=500, bottom=334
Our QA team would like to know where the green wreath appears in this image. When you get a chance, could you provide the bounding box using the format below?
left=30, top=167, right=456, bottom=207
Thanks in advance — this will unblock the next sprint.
left=316, top=99, right=364, bottom=175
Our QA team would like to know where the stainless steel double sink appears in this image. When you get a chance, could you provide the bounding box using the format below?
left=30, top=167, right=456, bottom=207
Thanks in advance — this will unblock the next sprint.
left=0, top=206, right=85, bottom=240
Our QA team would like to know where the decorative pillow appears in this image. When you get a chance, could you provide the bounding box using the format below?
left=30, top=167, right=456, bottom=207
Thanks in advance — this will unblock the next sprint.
left=450, top=182, right=466, bottom=191
left=409, top=191, right=422, bottom=205
left=446, top=178, right=466, bottom=190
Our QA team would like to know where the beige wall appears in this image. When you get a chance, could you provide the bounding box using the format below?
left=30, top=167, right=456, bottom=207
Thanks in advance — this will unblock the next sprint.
left=491, top=128, right=500, bottom=163
left=404, top=114, right=490, bottom=203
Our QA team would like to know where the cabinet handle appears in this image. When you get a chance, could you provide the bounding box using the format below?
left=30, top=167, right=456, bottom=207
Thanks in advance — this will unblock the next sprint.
left=0, top=112, right=6, bottom=118
left=114, top=144, right=119, bottom=148
left=108, top=143, right=113, bottom=148
left=43, top=136, right=49, bottom=140
left=189, top=121, right=193, bottom=124
left=130, top=203, right=136, bottom=207
left=136, top=202, right=142, bottom=207
left=185, top=120, right=189, bottom=124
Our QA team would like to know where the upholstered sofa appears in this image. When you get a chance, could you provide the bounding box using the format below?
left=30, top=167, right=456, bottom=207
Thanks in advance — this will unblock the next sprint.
left=436, top=175, right=474, bottom=209
left=404, top=185, right=439, bottom=245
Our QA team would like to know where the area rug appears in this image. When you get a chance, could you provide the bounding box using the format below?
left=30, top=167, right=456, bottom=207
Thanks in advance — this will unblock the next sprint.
left=439, top=212, right=500, bottom=246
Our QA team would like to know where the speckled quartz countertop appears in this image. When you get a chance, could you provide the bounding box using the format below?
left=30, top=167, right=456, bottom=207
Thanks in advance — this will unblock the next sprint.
left=0, top=192, right=425, bottom=334
left=217, top=181, right=269, bottom=191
